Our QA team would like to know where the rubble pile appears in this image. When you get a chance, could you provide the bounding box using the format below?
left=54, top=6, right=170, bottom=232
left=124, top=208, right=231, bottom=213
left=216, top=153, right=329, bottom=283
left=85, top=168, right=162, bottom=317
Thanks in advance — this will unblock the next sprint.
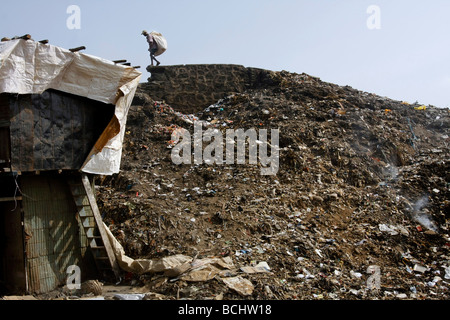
left=96, top=70, right=449, bottom=300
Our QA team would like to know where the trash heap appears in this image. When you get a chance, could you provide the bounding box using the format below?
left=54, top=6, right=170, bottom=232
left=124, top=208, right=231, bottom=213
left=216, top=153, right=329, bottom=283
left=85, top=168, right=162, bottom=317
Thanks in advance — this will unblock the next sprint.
left=96, top=70, right=449, bottom=300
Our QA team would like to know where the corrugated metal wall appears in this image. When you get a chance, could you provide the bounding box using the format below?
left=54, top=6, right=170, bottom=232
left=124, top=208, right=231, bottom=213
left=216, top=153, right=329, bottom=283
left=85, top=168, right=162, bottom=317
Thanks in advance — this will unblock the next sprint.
left=21, top=175, right=88, bottom=294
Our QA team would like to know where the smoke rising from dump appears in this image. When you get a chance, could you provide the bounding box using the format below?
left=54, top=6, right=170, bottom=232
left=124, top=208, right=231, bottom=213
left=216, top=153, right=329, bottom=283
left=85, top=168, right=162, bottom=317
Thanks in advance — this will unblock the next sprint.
left=412, top=196, right=439, bottom=233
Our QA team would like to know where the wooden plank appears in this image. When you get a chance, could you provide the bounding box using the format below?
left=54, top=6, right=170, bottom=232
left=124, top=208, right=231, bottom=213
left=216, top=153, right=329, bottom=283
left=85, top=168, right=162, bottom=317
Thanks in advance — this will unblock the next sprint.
left=81, top=174, right=120, bottom=280
left=0, top=196, right=22, bottom=202
left=0, top=120, right=10, bottom=127
left=69, top=46, right=86, bottom=52
left=12, top=34, right=31, bottom=40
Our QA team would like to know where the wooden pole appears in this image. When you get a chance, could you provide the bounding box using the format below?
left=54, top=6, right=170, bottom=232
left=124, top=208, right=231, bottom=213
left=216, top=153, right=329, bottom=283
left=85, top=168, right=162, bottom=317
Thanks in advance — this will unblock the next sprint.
left=18, top=34, right=32, bottom=40
left=69, top=46, right=86, bottom=52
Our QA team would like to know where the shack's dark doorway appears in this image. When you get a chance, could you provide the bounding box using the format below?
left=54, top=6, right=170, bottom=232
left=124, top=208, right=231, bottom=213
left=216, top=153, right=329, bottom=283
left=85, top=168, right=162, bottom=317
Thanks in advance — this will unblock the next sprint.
left=0, top=176, right=26, bottom=295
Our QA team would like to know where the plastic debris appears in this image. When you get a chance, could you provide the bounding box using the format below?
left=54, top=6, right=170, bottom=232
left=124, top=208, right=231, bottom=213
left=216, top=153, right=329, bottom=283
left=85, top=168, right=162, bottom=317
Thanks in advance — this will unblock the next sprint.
left=240, top=261, right=271, bottom=274
left=221, top=276, right=254, bottom=296
left=413, top=264, right=428, bottom=273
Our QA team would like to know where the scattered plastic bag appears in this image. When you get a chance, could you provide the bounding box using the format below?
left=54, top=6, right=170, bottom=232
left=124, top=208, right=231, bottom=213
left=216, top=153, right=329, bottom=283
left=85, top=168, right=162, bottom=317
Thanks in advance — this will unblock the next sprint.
left=114, top=293, right=146, bottom=300
left=444, top=266, right=450, bottom=280
left=240, top=261, right=271, bottom=274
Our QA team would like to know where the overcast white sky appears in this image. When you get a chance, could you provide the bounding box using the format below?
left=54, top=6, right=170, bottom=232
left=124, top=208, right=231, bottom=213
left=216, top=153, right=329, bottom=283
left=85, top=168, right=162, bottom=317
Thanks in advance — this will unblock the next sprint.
left=1, top=0, right=449, bottom=108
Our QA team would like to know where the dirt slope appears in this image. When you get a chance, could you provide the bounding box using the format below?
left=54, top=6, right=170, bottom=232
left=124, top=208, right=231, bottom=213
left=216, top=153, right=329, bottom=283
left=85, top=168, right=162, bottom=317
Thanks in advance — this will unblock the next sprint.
left=96, top=69, right=449, bottom=300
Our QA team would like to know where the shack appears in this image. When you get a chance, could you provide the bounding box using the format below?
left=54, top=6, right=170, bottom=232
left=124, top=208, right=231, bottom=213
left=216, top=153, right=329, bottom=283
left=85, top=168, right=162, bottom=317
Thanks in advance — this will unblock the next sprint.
left=0, top=36, right=141, bottom=295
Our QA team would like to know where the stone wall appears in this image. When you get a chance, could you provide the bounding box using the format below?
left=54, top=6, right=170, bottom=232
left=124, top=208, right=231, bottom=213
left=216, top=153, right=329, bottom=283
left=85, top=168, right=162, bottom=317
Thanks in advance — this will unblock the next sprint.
left=138, top=64, right=277, bottom=113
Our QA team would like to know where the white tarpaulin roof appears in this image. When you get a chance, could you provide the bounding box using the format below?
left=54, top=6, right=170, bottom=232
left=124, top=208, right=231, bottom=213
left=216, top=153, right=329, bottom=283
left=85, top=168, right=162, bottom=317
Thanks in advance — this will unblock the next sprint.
left=0, top=39, right=142, bottom=175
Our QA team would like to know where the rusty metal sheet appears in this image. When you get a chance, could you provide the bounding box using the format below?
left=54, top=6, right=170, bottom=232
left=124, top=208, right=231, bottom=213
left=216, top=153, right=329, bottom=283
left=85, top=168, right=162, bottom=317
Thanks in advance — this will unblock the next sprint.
left=7, top=90, right=115, bottom=173
left=21, top=175, right=86, bottom=294
left=0, top=94, right=11, bottom=169
left=9, top=94, right=34, bottom=172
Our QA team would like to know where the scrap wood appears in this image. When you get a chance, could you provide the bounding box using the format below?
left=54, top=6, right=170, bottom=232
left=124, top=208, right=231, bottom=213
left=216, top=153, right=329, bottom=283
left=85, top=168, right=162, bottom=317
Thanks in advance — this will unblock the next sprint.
left=69, top=46, right=86, bottom=52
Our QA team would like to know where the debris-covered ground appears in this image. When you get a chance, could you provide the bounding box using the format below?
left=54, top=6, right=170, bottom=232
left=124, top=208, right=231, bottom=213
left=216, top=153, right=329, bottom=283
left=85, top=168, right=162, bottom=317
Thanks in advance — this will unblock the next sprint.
left=92, top=70, right=449, bottom=300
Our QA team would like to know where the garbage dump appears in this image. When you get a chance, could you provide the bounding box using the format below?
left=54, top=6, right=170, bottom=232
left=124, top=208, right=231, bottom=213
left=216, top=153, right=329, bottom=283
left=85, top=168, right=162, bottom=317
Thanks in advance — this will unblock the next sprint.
left=17, top=69, right=450, bottom=300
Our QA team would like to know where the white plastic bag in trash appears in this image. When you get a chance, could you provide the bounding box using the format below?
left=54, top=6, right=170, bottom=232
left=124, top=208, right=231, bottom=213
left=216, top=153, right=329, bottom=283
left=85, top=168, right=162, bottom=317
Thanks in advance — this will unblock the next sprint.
left=114, top=293, right=146, bottom=300
left=445, top=266, right=450, bottom=280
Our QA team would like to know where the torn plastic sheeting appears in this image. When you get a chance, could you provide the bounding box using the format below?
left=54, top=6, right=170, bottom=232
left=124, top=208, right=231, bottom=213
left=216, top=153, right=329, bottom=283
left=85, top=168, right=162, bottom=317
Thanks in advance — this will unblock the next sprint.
left=178, top=256, right=236, bottom=282
left=103, top=222, right=193, bottom=275
left=0, top=39, right=73, bottom=94
left=0, top=39, right=138, bottom=104
left=80, top=114, right=122, bottom=174
left=103, top=222, right=239, bottom=280
left=82, top=73, right=142, bottom=175
left=0, top=39, right=142, bottom=175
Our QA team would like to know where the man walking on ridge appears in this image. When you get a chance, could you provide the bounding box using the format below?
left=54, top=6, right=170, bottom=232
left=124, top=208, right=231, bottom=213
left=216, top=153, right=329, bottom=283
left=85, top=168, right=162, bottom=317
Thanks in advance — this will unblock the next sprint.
left=142, top=30, right=161, bottom=66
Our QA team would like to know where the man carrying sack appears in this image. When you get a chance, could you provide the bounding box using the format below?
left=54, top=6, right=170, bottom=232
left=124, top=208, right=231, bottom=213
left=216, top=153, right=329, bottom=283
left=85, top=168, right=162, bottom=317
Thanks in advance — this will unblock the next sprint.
left=142, top=30, right=167, bottom=66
